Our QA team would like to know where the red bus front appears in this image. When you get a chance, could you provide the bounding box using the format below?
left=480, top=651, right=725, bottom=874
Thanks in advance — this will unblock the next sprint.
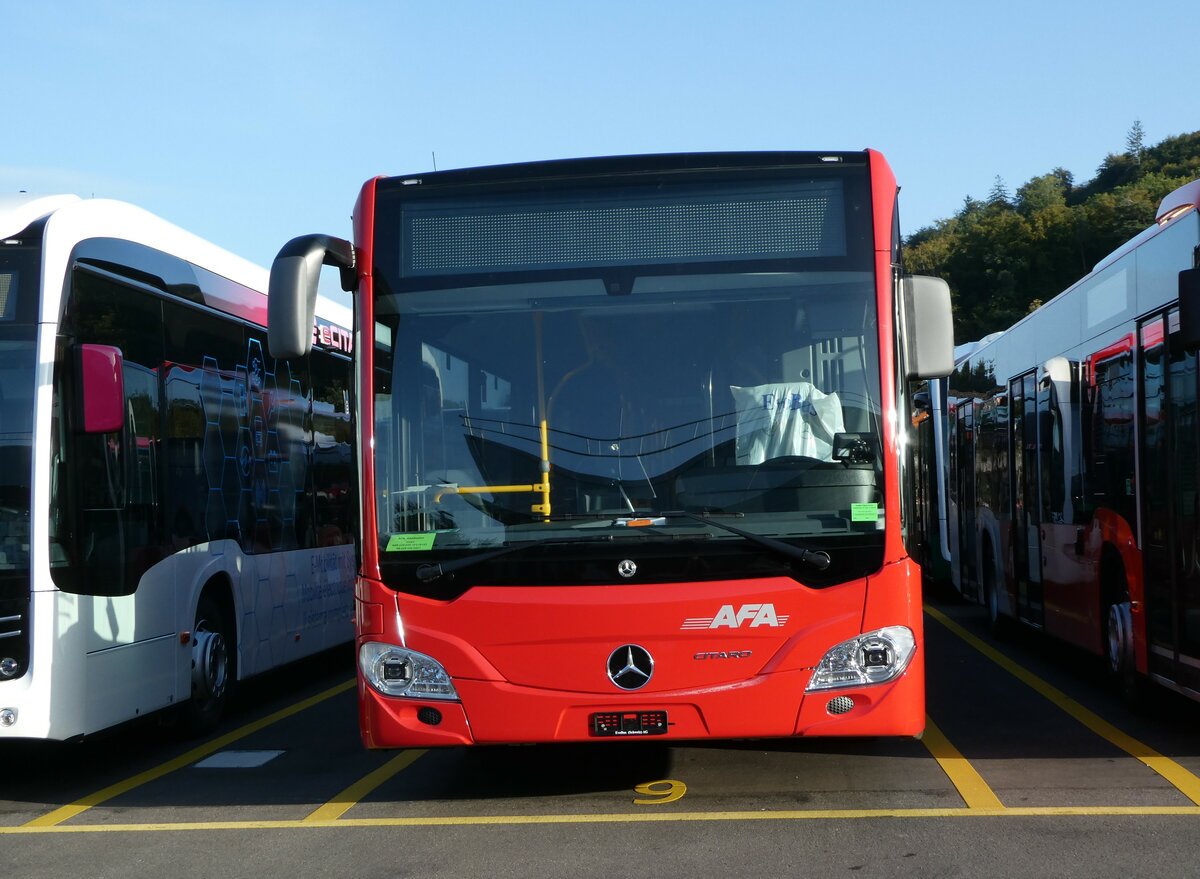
left=344, top=152, right=929, bottom=746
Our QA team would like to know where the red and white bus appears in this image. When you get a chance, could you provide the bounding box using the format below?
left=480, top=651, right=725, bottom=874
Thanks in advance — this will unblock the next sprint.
left=0, top=194, right=355, bottom=740
left=935, top=178, right=1200, bottom=702
left=267, top=152, right=953, bottom=747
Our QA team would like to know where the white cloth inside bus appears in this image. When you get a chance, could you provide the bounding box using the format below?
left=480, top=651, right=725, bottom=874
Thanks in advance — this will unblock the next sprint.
left=730, top=382, right=845, bottom=464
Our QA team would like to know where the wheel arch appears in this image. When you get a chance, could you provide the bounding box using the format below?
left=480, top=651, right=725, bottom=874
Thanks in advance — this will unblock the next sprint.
left=195, top=572, right=237, bottom=677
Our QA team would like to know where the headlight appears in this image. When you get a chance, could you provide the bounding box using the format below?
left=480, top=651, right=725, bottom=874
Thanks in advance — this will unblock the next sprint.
left=359, top=642, right=460, bottom=700
left=805, top=626, right=916, bottom=692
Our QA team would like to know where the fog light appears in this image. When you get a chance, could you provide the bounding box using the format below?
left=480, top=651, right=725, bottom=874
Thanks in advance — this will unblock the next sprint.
left=0, top=708, right=16, bottom=727
left=827, top=696, right=855, bottom=715
left=0, top=657, right=19, bottom=678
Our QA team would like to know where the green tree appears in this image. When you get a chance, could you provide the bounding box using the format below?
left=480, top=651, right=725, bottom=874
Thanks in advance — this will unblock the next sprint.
left=1016, top=173, right=1068, bottom=215
left=1126, top=119, right=1146, bottom=164
left=961, top=194, right=985, bottom=216
left=1148, top=131, right=1200, bottom=178
left=902, top=129, right=1200, bottom=343
left=988, top=175, right=1011, bottom=207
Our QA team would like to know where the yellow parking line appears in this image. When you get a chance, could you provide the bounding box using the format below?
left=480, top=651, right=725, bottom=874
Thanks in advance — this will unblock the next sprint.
left=925, top=605, right=1200, bottom=806
left=5, top=805, right=1200, bottom=833
left=303, top=750, right=428, bottom=822
left=921, top=716, right=1004, bottom=809
left=23, top=679, right=356, bottom=828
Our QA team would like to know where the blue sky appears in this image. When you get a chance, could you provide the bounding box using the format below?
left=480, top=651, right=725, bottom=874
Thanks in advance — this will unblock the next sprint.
left=7, top=0, right=1197, bottom=294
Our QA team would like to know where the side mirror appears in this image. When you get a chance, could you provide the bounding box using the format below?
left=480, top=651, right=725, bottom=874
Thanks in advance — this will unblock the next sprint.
left=901, top=275, right=955, bottom=379
left=268, top=234, right=355, bottom=360
left=76, top=344, right=124, bottom=433
left=1179, top=267, right=1200, bottom=349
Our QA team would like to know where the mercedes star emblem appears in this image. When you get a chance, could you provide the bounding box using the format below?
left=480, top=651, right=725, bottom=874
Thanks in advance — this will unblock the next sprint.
left=607, top=644, right=654, bottom=690
left=617, top=559, right=637, bottom=578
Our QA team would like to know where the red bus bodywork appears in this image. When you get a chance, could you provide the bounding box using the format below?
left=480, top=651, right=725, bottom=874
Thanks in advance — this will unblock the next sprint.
left=345, top=152, right=927, bottom=746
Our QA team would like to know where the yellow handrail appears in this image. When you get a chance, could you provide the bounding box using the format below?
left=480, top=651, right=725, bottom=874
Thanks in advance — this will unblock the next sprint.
left=433, top=483, right=545, bottom=504
left=533, top=418, right=551, bottom=516
left=534, top=313, right=552, bottom=519
left=432, top=314, right=554, bottom=518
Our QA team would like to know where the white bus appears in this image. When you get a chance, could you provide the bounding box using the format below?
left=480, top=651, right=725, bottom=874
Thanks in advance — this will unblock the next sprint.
left=933, top=179, right=1200, bottom=702
left=0, top=194, right=355, bottom=740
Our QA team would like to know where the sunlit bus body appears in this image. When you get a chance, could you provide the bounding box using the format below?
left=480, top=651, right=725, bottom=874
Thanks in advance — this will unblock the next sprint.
left=267, top=152, right=953, bottom=747
left=932, top=179, right=1200, bottom=701
left=0, top=195, right=355, bottom=740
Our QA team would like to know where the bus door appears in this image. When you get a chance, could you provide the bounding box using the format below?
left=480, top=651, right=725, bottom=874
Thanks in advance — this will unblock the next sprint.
left=1141, top=311, right=1200, bottom=691
left=1010, top=371, right=1044, bottom=625
left=946, top=400, right=962, bottom=591
left=1172, top=309, right=1200, bottom=692
left=1037, top=358, right=1094, bottom=644
left=958, top=401, right=978, bottom=596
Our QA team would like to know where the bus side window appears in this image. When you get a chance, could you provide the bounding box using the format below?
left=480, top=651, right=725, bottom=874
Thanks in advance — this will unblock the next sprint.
left=51, top=267, right=167, bottom=596
left=266, top=355, right=307, bottom=553
left=123, top=362, right=162, bottom=580
left=162, top=359, right=205, bottom=550
left=1038, top=402, right=1065, bottom=524
left=163, top=299, right=248, bottom=547
left=310, top=351, right=354, bottom=547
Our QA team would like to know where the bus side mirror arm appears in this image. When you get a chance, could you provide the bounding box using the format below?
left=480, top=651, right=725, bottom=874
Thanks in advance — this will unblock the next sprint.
left=1178, top=266, right=1200, bottom=350
left=268, top=234, right=356, bottom=360
left=901, top=275, right=955, bottom=379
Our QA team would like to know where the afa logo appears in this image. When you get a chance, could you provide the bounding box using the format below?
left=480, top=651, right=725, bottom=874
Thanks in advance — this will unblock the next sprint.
left=680, top=603, right=788, bottom=630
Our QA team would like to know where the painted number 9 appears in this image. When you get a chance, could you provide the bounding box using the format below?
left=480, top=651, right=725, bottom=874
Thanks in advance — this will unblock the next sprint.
left=633, top=779, right=687, bottom=805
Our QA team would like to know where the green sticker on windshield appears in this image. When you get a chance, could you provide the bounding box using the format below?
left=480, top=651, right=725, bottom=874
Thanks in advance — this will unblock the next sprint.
left=385, top=533, right=437, bottom=552
left=851, top=503, right=879, bottom=523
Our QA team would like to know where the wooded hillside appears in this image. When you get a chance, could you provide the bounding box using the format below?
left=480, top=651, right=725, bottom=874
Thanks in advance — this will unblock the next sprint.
left=902, top=127, right=1200, bottom=344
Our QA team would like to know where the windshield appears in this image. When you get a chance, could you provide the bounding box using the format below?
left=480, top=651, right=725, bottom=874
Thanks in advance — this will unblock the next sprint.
left=371, top=164, right=886, bottom=589
left=0, top=244, right=38, bottom=597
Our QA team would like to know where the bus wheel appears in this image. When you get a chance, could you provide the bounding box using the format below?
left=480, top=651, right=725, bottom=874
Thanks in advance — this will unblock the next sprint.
left=186, top=594, right=234, bottom=734
left=982, top=545, right=1007, bottom=637
left=1105, top=598, right=1144, bottom=710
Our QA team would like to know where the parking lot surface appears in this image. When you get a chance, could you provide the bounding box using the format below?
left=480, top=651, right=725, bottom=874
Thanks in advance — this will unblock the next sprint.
left=4, top=598, right=1199, bottom=878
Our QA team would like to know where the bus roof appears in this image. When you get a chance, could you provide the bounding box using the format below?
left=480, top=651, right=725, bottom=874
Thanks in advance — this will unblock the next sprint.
left=956, top=176, right=1200, bottom=362
left=2, top=193, right=350, bottom=332
left=0, top=193, right=82, bottom=239
left=377, top=150, right=877, bottom=189
left=1091, top=178, right=1200, bottom=275
left=3, top=192, right=267, bottom=291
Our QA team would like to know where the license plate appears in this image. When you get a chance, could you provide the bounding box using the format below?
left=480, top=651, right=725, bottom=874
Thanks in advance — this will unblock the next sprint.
left=590, top=710, right=668, bottom=737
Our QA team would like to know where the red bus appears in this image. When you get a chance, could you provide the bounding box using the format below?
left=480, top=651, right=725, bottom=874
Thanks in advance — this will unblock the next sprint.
left=267, top=152, right=953, bottom=747
left=935, top=178, right=1200, bottom=702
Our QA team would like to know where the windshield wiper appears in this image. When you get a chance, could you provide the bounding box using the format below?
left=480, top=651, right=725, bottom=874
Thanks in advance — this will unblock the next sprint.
left=658, top=511, right=831, bottom=571
left=413, top=512, right=828, bottom=583
left=414, top=533, right=658, bottom=583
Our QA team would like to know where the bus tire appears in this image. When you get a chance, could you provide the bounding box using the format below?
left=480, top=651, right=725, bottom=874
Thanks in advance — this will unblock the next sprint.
left=1105, top=595, right=1145, bottom=711
left=1104, top=559, right=1142, bottom=710
left=184, top=592, right=235, bottom=734
left=982, top=541, right=1008, bottom=638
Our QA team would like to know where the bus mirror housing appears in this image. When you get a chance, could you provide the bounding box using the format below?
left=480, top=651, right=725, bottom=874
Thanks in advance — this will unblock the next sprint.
left=268, top=234, right=356, bottom=360
left=901, top=275, right=955, bottom=379
left=1179, top=267, right=1200, bottom=349
left=76, top=344, right=125, bottom=434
